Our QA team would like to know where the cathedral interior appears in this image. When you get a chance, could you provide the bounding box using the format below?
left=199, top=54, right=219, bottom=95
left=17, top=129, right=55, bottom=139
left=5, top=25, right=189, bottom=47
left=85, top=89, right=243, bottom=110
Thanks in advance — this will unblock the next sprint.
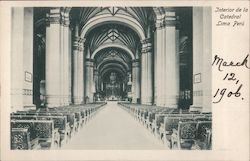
left=10, top=7, right=212, bottom=150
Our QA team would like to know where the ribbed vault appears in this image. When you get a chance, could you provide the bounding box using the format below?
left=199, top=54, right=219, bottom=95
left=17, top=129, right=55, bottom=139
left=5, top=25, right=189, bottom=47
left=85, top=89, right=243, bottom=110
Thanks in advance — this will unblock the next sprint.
left=94, top=47, right=132, bottom=78
left=71, top=7, right=155, bottom=35
left=86, top=24, right=140, bottom=56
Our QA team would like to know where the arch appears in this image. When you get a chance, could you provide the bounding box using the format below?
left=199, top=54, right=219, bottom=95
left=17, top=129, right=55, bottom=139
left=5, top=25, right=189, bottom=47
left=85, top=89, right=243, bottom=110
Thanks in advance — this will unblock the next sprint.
left=101, top=68, right=126, bottom=78
left=80, top=14, right=146, bottom=40
left=97, top=59, right=129, bottom=72
left=100, top=63, right=127, bottom=75
left=91, top=43, right=135, bottom=60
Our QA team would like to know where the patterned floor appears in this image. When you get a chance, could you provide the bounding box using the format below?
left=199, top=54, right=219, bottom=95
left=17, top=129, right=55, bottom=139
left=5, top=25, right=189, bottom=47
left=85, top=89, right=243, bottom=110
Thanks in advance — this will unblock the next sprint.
left=62, top=101, right=166, bottom=150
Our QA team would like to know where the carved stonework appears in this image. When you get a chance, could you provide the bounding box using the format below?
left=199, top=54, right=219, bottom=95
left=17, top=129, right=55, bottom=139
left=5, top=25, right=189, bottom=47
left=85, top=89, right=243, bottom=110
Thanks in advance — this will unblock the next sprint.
left=141, top=38, right=152, bottom=54
left=85, top=59, right=94, bottom=68
left=154, top=7, right=178, bottom=29
left=132, top=59, right=140, bottom=68
left=11, top=128, right=30, bottom=150
left=73, top=37, right=86, bottom=51
left=46, top=7, right=71, bottom=27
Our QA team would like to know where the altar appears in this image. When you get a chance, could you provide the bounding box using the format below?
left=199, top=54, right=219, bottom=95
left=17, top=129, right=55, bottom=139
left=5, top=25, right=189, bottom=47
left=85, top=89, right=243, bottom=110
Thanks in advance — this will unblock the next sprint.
left=104, top=72, right=123, bottom=101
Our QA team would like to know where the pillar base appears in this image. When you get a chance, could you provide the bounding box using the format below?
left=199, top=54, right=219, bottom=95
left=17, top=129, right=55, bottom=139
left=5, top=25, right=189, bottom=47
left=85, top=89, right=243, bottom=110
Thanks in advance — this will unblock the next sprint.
left=141, top=97, right=153, bottom=105
left=73, top=97, right=83, bottom=105
left=189, top=105, right=202, bottom=112
left=23, top=105, right=36, bottom=111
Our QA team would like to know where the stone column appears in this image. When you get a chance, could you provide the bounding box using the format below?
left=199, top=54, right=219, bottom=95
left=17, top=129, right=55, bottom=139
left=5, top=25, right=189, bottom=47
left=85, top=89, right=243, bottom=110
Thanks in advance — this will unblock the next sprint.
left=154, top=8, right=180, bottom=108
left=85, top=59, right=94, bottom=103
left=101, top=81, right=104, bottom=91
left=94, top=69, right=99, bottom=93
left=154, top=17, right=165, bottom=106
left=68, top=27, right=72, bottom=104
left=72, top=36, right=79, bottom=104
left=77, top=38, right=85, bottom=104
left=140, top=38, right=153, bottom=105
left=163, top=11, right=179, bottom=108
left=45, top=8, right=62, bottom=107
left=11, top=8, right=35, bottom=111
left=191, top=7, right=212, bottom=112
left=132, top=60, right=140, bottom=103
left=61, top=11, right=71, bottom=105
left=45, top=8, right=71, bottom=107
left=11, top=8, right=24, bottom=112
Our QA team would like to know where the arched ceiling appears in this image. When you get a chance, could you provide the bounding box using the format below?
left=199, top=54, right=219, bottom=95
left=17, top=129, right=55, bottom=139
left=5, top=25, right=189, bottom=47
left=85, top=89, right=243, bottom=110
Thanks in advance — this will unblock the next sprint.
left=73, top=7, right=152, bottom=80
left=100, top=63, right=127, bottom=76
left=102, top=70, right=124, bottom=83
left=70, top=7, right=155, bottom=35
left=86, top=24, right=140, bottom=55
left=94, top=47, right=131, bottom=68
left=94, top=47, right=132, bottom=79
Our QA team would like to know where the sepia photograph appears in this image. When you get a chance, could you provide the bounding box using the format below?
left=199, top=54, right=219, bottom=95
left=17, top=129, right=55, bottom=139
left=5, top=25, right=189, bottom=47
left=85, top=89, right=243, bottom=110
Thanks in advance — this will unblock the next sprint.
left=0, top=1, right=249, bottom=161
left=10, top=6, right=212, bottom=150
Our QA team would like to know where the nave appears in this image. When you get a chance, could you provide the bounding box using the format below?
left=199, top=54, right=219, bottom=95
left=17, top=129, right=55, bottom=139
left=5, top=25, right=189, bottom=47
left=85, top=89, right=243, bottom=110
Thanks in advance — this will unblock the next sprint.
left=10, top=7, right=212, bottom=151
left=62, top=101, right=165, bottom=150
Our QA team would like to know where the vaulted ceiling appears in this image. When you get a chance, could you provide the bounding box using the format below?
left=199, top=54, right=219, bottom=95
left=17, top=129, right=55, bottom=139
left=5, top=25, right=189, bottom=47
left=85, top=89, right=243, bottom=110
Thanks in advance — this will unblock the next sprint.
left=70, top=7, right=155, bottom=35
left=94, top=47, right=132, bottom=78
left=33, top=7, right=193, bottom=82
left=86, top=24, right=140, bottom=55
left=74, top=7, right=154, bottom=79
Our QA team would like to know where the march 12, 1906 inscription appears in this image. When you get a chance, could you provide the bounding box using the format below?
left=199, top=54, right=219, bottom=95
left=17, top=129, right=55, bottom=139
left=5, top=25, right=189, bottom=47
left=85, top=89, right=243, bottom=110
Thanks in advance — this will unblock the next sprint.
left=212, top=54, right=249, bottom=103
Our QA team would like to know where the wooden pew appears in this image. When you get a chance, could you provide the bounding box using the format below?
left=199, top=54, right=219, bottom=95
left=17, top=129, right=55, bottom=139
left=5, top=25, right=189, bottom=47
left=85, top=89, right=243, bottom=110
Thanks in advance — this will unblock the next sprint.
left=158, top=114, right=204, bottom=140
left=160, top=114, right=212, bottom=149
left=11, top=120, right=59, bottom=149
left=11, top=114, right=68, bottom=147
left=11, top=102, right=106, bottom=150
left=194, top=121, right=212, bottom=149
left=152, top=111, right=176, bottom=136
left=118, top=103, right=212, bottom=150
left=11, top=128, right=32, bottom=150
left=170, top=121, right=198, bottom=149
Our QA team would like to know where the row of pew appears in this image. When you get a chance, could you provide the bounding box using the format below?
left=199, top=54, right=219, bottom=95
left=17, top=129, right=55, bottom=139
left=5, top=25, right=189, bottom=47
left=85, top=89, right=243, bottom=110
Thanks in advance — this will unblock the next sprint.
left=118, top=102, right=212, bottom=150
left=10, top=102, right=107, bottom=150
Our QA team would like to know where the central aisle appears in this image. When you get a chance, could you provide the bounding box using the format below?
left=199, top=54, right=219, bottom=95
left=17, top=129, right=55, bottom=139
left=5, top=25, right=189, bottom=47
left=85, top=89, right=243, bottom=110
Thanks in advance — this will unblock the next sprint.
left=62, top=101, right=166, bottom=149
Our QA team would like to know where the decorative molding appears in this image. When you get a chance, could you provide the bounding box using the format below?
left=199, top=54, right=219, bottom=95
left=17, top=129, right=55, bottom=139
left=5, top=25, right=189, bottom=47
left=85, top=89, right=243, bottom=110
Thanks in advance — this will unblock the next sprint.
left=23, top=89, right=33, bottom=96
left=46, top=7, right=71, bottom=27
left=85, top=59, right=95, bottom=67
left=193, top=90, right=203, bottom=96
left=72, top=37, right=86, bottom=51
left=163, top=15, right=177, bottom=27
left=154, top=8, right=178, bottom=29
left=141, top=38, right=153, bottom=54
left=155, top=20, right=165, bottom=30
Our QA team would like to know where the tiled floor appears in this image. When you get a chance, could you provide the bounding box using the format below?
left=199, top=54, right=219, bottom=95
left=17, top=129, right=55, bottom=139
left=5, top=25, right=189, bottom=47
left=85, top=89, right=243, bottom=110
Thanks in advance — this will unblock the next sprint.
left=62, top=101, right=166, bottom=150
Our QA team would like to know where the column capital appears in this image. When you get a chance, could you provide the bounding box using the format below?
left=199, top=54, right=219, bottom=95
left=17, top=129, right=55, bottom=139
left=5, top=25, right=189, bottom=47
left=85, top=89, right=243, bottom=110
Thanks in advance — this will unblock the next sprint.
left=132, top=59, right=140, bottom=67
left=154, top=7, right=178, bottom=29
left=73, top=38, right=80, bottom=51
left=141, top=38, right=153, bottom=54
left=85, top=59, right=94, bottom=67
left=94, top=69, right=99, bottom=75
left=163, top=12, right=177, bottom=27
left=78, top=38, right=86, bottom=51
left=46, top=8, right=61, bottom=26
left=61, top=14, right=70, bottom=27
left=73, top=37, right=86, bottom=51
left=46, top=7, right=71, bottom=27
left=155, top=19, right=165, bottom=30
